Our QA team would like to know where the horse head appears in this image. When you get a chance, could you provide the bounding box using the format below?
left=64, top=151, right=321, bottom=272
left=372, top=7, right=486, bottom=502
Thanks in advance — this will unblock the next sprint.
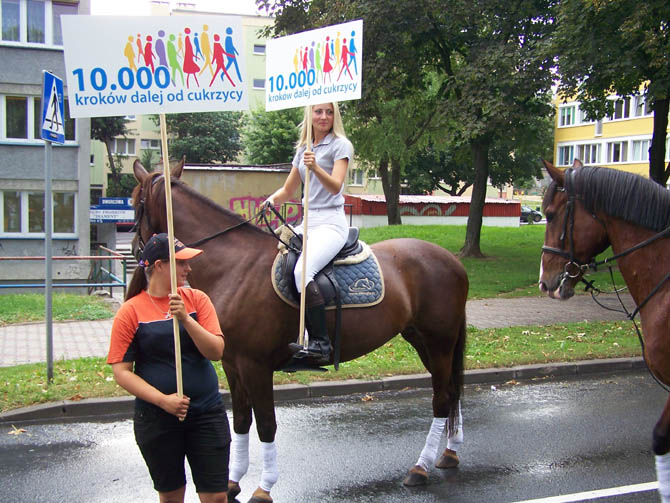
left=130, top=157, right=185, bottom=262
left=539, top=159, right=609, bottom=300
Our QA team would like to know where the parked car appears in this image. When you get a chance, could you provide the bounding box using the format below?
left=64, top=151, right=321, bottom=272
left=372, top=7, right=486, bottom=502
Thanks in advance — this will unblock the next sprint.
left=521, top=205, right=543, bottom=223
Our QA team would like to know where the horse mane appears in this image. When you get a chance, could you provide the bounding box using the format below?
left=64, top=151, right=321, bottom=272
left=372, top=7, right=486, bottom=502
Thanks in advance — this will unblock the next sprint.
left=171, top=177, right=269, bottom=236
left=136, top=172, right=268, bottom=237
left=550, top=166, right=670, bottom=232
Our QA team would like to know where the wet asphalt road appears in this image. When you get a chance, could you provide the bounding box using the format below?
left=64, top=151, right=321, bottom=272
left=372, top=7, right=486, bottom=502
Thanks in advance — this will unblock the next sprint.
left=0, top=370, right=665, bottom=503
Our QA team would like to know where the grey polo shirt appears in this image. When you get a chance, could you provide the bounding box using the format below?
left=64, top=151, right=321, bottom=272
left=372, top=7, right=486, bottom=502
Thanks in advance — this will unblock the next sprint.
left=293, top=133, right=354, bottom=209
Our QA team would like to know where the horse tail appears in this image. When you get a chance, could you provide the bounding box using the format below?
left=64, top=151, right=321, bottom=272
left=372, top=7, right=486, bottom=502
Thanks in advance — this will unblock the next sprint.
left=448, top=315, right=467, bottom=437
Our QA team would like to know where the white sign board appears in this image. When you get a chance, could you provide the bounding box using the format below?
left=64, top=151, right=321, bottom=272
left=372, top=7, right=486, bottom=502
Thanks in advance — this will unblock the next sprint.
left=265, top=20, right=363, bottom=111
left=61, top=15, right=248, bottom=117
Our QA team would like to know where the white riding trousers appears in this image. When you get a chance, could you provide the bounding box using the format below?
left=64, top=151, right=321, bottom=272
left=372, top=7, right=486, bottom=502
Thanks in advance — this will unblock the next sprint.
left=293, top=206, right=348, bottom=293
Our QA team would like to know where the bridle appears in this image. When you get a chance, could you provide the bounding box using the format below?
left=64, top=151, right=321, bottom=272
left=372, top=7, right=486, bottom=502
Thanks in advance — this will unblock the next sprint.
left=541, top=168, right=593, bottom=282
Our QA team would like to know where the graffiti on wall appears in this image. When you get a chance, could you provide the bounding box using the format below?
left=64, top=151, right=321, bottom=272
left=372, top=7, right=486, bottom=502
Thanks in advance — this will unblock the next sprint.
left=229, top=196, right=302, bottom=228
left=399, top=203, right=458, bottom=217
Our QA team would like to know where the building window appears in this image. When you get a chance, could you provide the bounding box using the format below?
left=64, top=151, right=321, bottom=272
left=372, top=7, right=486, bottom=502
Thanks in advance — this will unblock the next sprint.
left=348, top=168, right=364, bottom=186
left=0, top=190, right=76, bottom=235
left=578, top=107, right=594, bottom=124
left=577, top=143, right=600, bottom=165
left=607, top=141, right=628, bottom=163
left=1, top=0, right=76, bottom=45
left=559, top=105, right=575, bottom=127
left=631, top=139, right=650, bottom=162
left=610, top=98, right=631, bottom=120
left=253, top=44, right=265, bottom=55
left=2, top=94, right=75, bottom=141
left=1, top=0, right=20, bottom=41
left=634, top=96, right=652, bottom=117
left=594, top=119, right=603, bottom=136
left=112, top=138, right=136, bottom=155
left=6, top=95, right=27, bottom=138
left=141, top=138, right=160, bottom=150
left=51, top=1, right=76, bottom=45
left=557, top=145, right=574, bottom=166
left=252, top=78, right=265, bottom=89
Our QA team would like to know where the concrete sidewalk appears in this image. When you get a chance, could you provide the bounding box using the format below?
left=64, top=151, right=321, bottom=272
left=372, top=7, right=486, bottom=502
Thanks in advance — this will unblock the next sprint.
left=0, top=293, right=637, bottom=367
left=0, top=292, right=644, bottom=423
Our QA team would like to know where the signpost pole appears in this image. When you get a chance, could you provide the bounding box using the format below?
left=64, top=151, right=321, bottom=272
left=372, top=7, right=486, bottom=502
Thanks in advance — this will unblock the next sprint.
left=298, top=111, right=312, bottom=347
left=44, top=141, right=54, bottom=383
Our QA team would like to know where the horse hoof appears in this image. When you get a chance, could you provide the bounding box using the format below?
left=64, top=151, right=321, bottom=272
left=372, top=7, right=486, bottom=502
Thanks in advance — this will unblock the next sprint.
left=402, top=465, right=428, bottom=487
left=228, top=481, right=241, bottom=500
left=247, top=487, right=273, bottom=503
left=435, top=448, right=460, bottom=469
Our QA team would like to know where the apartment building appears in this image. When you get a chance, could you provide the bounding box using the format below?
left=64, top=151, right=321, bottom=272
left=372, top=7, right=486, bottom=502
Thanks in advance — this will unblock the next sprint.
left=554, top=93, right=670, bottom=177
left=0, top=0, right=91, bottom=286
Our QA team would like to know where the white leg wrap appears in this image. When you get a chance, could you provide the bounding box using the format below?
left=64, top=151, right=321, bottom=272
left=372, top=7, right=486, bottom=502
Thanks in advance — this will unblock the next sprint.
left=416, top=417, right=446, bottom=472
left=259, top=441, right=279, bottom=492
left=228, top=432, right=250, bottom=483
left=657, top=453, right=670, bottom=502
left=446, top=401, right=464, bottom=452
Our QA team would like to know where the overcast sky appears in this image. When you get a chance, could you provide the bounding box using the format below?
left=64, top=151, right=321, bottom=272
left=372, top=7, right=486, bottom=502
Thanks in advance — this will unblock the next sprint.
left=90, top=0, right=267, bottom=16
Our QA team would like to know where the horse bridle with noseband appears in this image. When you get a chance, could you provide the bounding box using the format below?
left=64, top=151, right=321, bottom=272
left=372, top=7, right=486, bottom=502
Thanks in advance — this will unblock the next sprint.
left=540, top=168, right=591, bottom=281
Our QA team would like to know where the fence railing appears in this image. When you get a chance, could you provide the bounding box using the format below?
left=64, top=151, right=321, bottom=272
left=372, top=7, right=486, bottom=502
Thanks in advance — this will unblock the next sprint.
left=0, top=245, right=128, bottom=298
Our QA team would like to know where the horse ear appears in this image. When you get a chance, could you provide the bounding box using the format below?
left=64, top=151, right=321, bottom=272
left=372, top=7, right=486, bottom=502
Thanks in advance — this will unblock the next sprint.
left=542, top=159, right=565, bottom=187
left=170, top=156, right=185, bottom=179
left=572, top=158, right=584, bottom=169
left=133, top=159, right=149, bottom=183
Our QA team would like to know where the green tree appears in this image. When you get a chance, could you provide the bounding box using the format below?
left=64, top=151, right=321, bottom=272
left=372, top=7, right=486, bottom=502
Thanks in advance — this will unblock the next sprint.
left=243, top=107, right=302, bottom=164
left=106, top=154, right=137, bottom=197
left=140, top=148, right=156, bottom=173
left=90, top=116, right=129, bottom=194
left=553, top=0, right=670, bottom=184
left=158, top=112, right=245, bottom=163
left=261, top=0, right=555, bottom=255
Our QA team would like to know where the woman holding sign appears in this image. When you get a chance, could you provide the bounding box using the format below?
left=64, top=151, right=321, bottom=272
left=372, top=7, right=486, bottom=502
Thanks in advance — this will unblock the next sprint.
left=108, top=233, right=230, bottom=503
left=265, top=101, right=353, bottom=364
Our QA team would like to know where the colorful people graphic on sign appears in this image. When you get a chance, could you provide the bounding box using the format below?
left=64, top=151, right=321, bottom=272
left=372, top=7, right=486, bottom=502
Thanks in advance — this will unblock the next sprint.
left=337, top=38, right=353, bottom=80
left=124, top=35, right=137, bottom=71
left=194, top=32, right=204, bottom=61
left=136, top=33, right=144, bottom=64
left=224, top=27, right=242, bottom=82
left=167, top=33, right=184, bottom=86
left=183, top=27, right=200, bottom=88
left=143, top=35, right=156, bottom=73
left=210, top=33, right=235, bottom=87
left=322, top=36, right=333, bottom=83
left=348, top=30, right=358, bottom=76
left=155, top=30, right=168, bottom=68
left=198, top=24, right=214, bottom=78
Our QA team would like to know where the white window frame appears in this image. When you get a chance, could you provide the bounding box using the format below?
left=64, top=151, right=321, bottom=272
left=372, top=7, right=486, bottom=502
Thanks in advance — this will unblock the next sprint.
left=112, top=137, right=136, bottom=156
left=0, top=0, right=76, bottom=47
left=140, top=138, right=160, bottom=150
left=558, top=105, right=576, bottom=127
left=1, top=94, right=76, bottom=144
left=606, top=141, right=628, bottom=163
left=608, top=97, right=631, bottom=121
left=0, top=189, right=77, bottom=237
left=253, top=44, right=265, bottom=55
left=557, top=145, right=574, bottom=166
left=633, top=96, right=652, bottom=117
left=576, top=143, right=600, bottom=165
left=252, top=78, right=265, bottom=90
left=348, top=168, right=364, bottom=186
left=631, top=139, right=650, bottom=162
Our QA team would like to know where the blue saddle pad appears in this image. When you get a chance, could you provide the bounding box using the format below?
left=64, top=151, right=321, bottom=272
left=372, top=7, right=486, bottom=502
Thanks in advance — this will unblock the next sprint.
left=271, top=244, right=385, bottom=309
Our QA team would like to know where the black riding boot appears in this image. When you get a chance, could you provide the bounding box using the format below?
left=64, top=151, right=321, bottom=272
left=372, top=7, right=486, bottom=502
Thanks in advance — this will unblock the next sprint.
left=289, top=281, right=332, bottom=364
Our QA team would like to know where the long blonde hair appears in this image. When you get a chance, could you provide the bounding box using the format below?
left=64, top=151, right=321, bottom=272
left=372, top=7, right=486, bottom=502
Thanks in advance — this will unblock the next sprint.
left=296, top=102, right=347, bottom=149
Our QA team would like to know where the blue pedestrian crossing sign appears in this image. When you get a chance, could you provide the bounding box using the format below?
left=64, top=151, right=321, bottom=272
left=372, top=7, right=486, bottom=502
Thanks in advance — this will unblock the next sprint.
left=41, top=71, right=65, bottom=144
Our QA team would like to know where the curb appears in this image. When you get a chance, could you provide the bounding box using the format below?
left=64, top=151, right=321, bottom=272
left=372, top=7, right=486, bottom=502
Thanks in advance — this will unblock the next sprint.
left=0, top=357, right=646, bottom=425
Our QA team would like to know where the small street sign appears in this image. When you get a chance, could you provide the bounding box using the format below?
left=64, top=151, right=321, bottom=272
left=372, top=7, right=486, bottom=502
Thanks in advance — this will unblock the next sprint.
left=41, top=71, right=65, bottom=144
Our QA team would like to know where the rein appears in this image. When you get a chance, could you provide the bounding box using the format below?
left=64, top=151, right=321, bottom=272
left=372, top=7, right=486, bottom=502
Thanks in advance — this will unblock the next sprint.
left=542, top=169, right=670, bottom=392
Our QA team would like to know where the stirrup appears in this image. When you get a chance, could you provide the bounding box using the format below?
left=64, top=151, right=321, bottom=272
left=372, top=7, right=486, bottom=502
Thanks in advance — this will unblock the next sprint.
left=288, top=343, right=330, bottom=364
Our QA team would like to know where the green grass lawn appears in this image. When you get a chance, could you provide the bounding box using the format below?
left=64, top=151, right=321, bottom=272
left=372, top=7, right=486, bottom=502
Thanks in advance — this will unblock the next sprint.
left=0, top=224, right=633, bottom=413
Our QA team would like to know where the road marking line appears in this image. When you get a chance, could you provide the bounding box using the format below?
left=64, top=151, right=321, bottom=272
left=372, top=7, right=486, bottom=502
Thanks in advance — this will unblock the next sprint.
left=512, top=481, right=658, bottom=503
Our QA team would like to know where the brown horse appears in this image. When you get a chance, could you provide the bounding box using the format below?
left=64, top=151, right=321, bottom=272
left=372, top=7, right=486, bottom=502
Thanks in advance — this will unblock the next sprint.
left=539, top=159, right=670, bottom=502
left=130, top=160, right=468, bottom=502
